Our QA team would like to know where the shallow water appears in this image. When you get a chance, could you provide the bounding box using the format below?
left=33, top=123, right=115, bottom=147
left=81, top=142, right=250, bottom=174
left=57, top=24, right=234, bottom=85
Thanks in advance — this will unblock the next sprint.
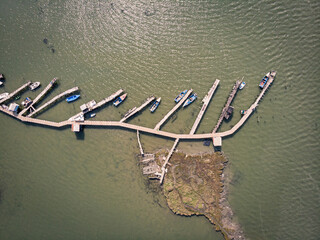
left=0, top=0, right=319, bottom=239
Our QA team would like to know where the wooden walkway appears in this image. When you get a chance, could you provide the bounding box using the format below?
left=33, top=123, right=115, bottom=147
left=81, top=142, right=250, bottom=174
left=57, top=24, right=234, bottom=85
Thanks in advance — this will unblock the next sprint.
left=0, top=81, right=31, bottom=104
left=0, top=71, right=276, bottom=142
left=19, top=78, right=57, bottom=116
left=216, top=71, right=276, bottom=137
left=190, top=80, right=220, bottom=134
left=120, top=96, right=155, bottom=123
left=159, top=138, right=179, bottom=184
left=212, top=80, right=241, bottom=133
left=136, top=130, right=144, bottom=155
left=28, top=87, right=79, bottom=117
left=154, top=89, right=193, bottom=131
left=69, top=89, right=123, bottom=120
left=91, top=89, right=123, bottom=111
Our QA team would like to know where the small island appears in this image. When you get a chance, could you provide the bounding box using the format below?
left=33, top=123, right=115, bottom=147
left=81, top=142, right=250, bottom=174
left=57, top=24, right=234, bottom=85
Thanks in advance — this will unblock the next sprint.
left=141, top=150, right=245, bottom=240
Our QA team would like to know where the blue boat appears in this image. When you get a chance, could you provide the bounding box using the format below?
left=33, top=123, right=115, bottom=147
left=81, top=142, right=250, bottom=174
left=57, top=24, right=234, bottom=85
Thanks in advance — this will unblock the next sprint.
left=66, top=95, right=80, bottom=103
left=183, top=93, right=197, bottom=107
left=113, top=93, right=127, bottom=107
left=150, top=97, right=161, bottom=113
left=259, top=72, right=271, bottom=89
left=174, top=90, right=188, bottom=103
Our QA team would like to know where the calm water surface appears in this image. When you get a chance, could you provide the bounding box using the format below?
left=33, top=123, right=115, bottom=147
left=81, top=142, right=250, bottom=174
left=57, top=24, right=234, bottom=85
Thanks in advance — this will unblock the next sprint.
left=0, top=1, right=319, bottom=239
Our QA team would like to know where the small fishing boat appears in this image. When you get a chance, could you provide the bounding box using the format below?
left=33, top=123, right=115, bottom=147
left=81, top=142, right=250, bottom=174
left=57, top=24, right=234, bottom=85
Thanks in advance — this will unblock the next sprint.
left=22, top=97, right=33, bottom=107
left=259, top=72, right=271, bottom=89
left=0, top=92, right=9, bottom=100
left=240, top=110, right=247, bottom=115
left=113, top=93, right=127, bottom=107
left=29, top=82, right=41, bottom=91
left=90, top=113, right=96, bottom=118
left=66, top=95, right=80, bottom=103
left=183, top=93, right=197, bottom=107
left=0, top=74, right=4, bottom=80
left=0, top=82, right=3, bottom=87
left=174, top=90, right=188, bottom=103
left=150, top=97, right=161, bottom=113
left=239, top=81, right=246, bottom=89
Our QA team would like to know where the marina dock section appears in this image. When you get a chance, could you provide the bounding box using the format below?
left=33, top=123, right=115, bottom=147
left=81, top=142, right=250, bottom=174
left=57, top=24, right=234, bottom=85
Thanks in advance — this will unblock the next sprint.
left=120, top=96, right=155, bottom=123
left=19, top=78, right=57, bottom=116
left=69, top=89, right=123, bottom=121
left=212, top=80, right=241, bottom=133
left=0, top=81, right=31, bottom=104
left=28, top=87, right=79, bottom=117
left=154, top=89, right=193, bottom=131
left=190, top=80, right=220, bottom=134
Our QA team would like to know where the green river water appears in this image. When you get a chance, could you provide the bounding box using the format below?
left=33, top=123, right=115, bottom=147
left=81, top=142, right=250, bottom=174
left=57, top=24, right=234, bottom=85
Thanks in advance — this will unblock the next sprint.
left=0, top=1, right=319, bottom=239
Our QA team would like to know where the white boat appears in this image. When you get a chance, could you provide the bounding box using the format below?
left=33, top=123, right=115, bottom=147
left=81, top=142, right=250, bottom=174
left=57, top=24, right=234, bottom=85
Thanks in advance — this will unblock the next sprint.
left=239, top=81, right=246, bottom=90
left=0, top=82, right=3, bottom=86
left=90, top=113, right=96, bottom=118
left=0, top=92, right=9, bottom=100
left=29, top=82, right=41, bottom=91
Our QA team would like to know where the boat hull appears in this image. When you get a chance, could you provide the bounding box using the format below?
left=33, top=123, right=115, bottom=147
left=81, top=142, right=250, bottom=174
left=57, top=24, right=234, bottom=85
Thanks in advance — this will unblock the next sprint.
left=66, top=95, right=80, bottom=103
left=175, top=90, right=187, bottom=103
left=183, top=94, right=197, bottom=107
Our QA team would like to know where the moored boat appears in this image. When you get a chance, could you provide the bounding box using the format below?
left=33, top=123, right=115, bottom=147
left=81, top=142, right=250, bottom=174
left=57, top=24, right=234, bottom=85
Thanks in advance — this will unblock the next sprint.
left=0, top=82, right=3, bottom=87
left=66, top=94, right=80, bottom=103
left=113, top=93, right=127, bottom=107
left=259, top=72, right=271, bottom=89
left=150, top=97, right=161, bottom=113
left=183, top=93, right=197, bottom=107
left=239, top=81, right=246, bottom=89
left=29, top=82, right=41, bottom=91
left=240, top=110, right=247, bottom=115
left=0, top=92, right=9, bottom=100
left=174, top=90, right=187, bottom=103
left=0, top=74, right=4, bottom=80
left=22, top=97, right=33, bottom=107
left=90, top=113, right=96, bottom=118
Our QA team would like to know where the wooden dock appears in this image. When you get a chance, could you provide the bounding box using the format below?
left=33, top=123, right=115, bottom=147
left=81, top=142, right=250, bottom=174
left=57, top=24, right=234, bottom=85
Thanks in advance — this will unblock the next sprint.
left=0, top=81, right=31, bottom=104
left=217, top=71, right=276, bottom=137
left=190, top=80, right=220, bottom=134
left=91, top=89, right=123, bottom=111
left=19, top=78, right=57, bottom=116
left=212, top=80, right=241, bottom=133
left=154, top=89, right=193, bottom=131
left=28, top=87, right=79, bottom=117
left=69, top=89, right=123, bottom=120
left=120, top=96, right=155, bottom=123
left=137, top=130, right=144, bottom=155
left=159, top=138, right=179, bottom=184
left=0, top=71, right=276, bottom=149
